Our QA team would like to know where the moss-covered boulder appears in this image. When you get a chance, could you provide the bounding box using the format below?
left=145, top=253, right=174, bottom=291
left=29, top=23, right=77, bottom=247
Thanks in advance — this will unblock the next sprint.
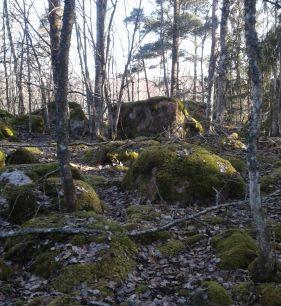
left=84, top=142, right=139, bottom=166
left=0, top=109, right=14, bottom=122
left=261, top=167, right=281, bottom=194
left=0, top=260, right=12, bottom=281
left=0, top=150, right=5, bottom=169
left=0, top=163, right=82, bottom=223
left=211, top=229, right=258, bottom=270
left=221, top=133, right=246, bottom=150
left=258, top=284, right=281, bottom=306
left=4, top=213, right=137, bottom=297
left=0, top=120, right=16, bottom=141
left=13, top=114, right=45, bottom=133
left=115, top=96, right=203, bottom=139
left=123, top=144, right=245, bottom=204
left=45, top=178, right=103, bottom=213
left=190, top=281, right=232, bottom=306
left=6, top=148, right=39, bottom=165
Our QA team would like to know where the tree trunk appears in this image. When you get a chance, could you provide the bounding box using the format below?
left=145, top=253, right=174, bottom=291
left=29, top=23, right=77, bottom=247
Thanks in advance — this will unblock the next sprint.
left=216, top=0, right=230, bottom=124
left=171, top=0, right=180, bottom=97
left=54, top=0, right=77, bottom=212
left=206, top=0, right=218, bottom=131
left=244, top=0, right=275, bottom=282
left=48, top=0, right=62, bottom=90
left=94, top=0, right=107, bottom=138
left=160, top=0, right=169, bottom=96
left=3, top=0, right=24, bottom=114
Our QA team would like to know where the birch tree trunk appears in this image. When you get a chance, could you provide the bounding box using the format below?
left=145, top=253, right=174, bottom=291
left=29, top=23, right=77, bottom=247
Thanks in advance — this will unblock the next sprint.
left=171, top=0, right=180, bottom=97
left=206, top=0, right=218, bottom=131
left=244, top=0, right=275, bottom=282
left=216, top=0, right=230, bottom=124
left=54, top=0, right=77, bottom=212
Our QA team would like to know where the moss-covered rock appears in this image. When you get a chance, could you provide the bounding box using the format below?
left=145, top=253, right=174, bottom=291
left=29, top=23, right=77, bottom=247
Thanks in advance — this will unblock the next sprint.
left=115, top=96, right=203, bottom=139
left=261, top=167, right=281, bottom=194
left=232, top=282, right=251, bottom=304
left=223, top=156, right=247, bottom=173
left=211, top=229, right=258, bottom=270
left=5, top=213, right=137, bottom=295
left=6, top=148, right=39, bottom=165
left=0, top=260, right=13, bottom=281
left=0, top=120, right=16, bottom=140
left=0, top=150, right=5, bottom=169
left=202, top=281, right=232, bottom=306
left=84, top=143, right=139, bottom=166
left=0, top=109, right=14, bottom=122
left=13, top=114, right=45, bottom=133
left=258, top=284, right=281, bottom=306
left=123, top=144, right=245, bottom=204
left=221, top=133, right=246, bottom=150
left=45, top=178, right=103, bottom=213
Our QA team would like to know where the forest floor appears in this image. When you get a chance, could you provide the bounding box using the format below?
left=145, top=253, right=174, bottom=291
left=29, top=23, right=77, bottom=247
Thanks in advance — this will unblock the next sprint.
left=0, top=132, right=281, bottom=306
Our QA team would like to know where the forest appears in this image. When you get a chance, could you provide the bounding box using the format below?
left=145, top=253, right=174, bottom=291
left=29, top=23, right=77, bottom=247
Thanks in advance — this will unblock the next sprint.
left=0, top=0, right=280, bottom=305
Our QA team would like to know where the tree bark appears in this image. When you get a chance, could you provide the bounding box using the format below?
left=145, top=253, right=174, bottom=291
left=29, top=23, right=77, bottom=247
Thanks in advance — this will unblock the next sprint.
left=94, top=0, right=107, bottom=138
left=216, top=0, right=230, bottom=124
left=48, top=0, right=62, bottom=90
left=171, top=0, right=180, bottom=97
left=244, top=0, right=275, bottom=282
left=206, top=0, right=218, bottom=131
left=54, top=0, right=77, bottom=212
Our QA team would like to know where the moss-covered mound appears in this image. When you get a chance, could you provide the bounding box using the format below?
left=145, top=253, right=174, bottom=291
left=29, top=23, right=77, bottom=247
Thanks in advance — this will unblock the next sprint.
left=6, top=148, right=39, bottom=165
left=123, top=144, right=245, bottom=203
left=0, top=109, right=14, bottom=122
left=211, top=229, right=258, bottom=270
left=261, top=167, right=281, bottom=194
left=84, top=142, right=139, bottom=166
left=0, top=163, right=82, bottom=223
left=0, top=120, right=16, bottom=140
left=191, top=281, right=232, bottom=306
left=115, top=96, right=203, bottom=139
left=0, top=150, right=5, bottom=169
left=4, top=213, right=137, bottom=297
left=45, top=178, right=103, bottom=213
left=258, top=284, right=281, bottom=306
left=13, top=114, right=45, bottom=133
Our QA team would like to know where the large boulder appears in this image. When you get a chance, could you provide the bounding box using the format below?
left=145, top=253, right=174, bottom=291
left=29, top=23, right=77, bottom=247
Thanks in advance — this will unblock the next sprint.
left=115, top=96, right=203, bottom=139
left=122, top=143, right=245, bottom=204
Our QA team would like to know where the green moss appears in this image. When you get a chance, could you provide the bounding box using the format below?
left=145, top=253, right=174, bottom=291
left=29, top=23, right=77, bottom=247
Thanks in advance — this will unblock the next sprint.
left=31, top=250, right=61, bottom=278
left=25, top=147, right=43, bottom=155
left=83, top=174, right=109, bottom=188
left=0, top=109, right=14, bottom=122
left=0, top=150, right=5, bottom=169
left=158, top=239, right=185, bottom=257
left=45, top=178, right=103, bottom=213
left=13, top=114, right=45, bottom=133
left=202, top=281, right=233, bottom=306
left=0, top=121, right=15, bottom=139
left=232, top=282, right=251, bottom=303
left=126, top=205, right=160, bottom=222
left=3, top=185, right=37, bottom=224
left=47, top=296, right=82, bottom=306
left=135, top=283, right=149, bottom=294
left=123, top=144, right=245, bottom=204
left=184, top=234, right=205, bottom=246
left=52, top=233, right=137, bottom=294
left=258, top=284, right=281, bottom=306
left=211, top=229, right=258, bottom=270
left=275, top=224, right=281, bottom=242
left=6, top=148, right=39, bottom=165
left=221, top=135, right=246, bottom=150
left=203, top=215, right=224, bottom=225
left=261, top=167, right=281, bottom=193
left=223, top=156, right=246, bottom=172
left=0, top=260, right=12, bottom=281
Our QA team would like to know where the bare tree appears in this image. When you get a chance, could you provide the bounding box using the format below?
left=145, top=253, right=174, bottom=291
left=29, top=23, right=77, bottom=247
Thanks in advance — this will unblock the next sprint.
left=216, top=0, right=230, bottom=124
left=54, top=0, right=77, bottom=212
left=244, top=0, right=275, bottom=281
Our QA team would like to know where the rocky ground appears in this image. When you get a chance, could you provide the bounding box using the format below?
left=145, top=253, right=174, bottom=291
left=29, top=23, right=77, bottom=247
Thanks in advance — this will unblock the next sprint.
left=0, top=133, right=281, bottom=306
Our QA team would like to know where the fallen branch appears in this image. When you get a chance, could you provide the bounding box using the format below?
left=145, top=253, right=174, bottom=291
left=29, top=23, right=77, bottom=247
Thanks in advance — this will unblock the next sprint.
left=127, top=199, right=246, bottom=237
left=0, top=227, right=101, bottom=239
